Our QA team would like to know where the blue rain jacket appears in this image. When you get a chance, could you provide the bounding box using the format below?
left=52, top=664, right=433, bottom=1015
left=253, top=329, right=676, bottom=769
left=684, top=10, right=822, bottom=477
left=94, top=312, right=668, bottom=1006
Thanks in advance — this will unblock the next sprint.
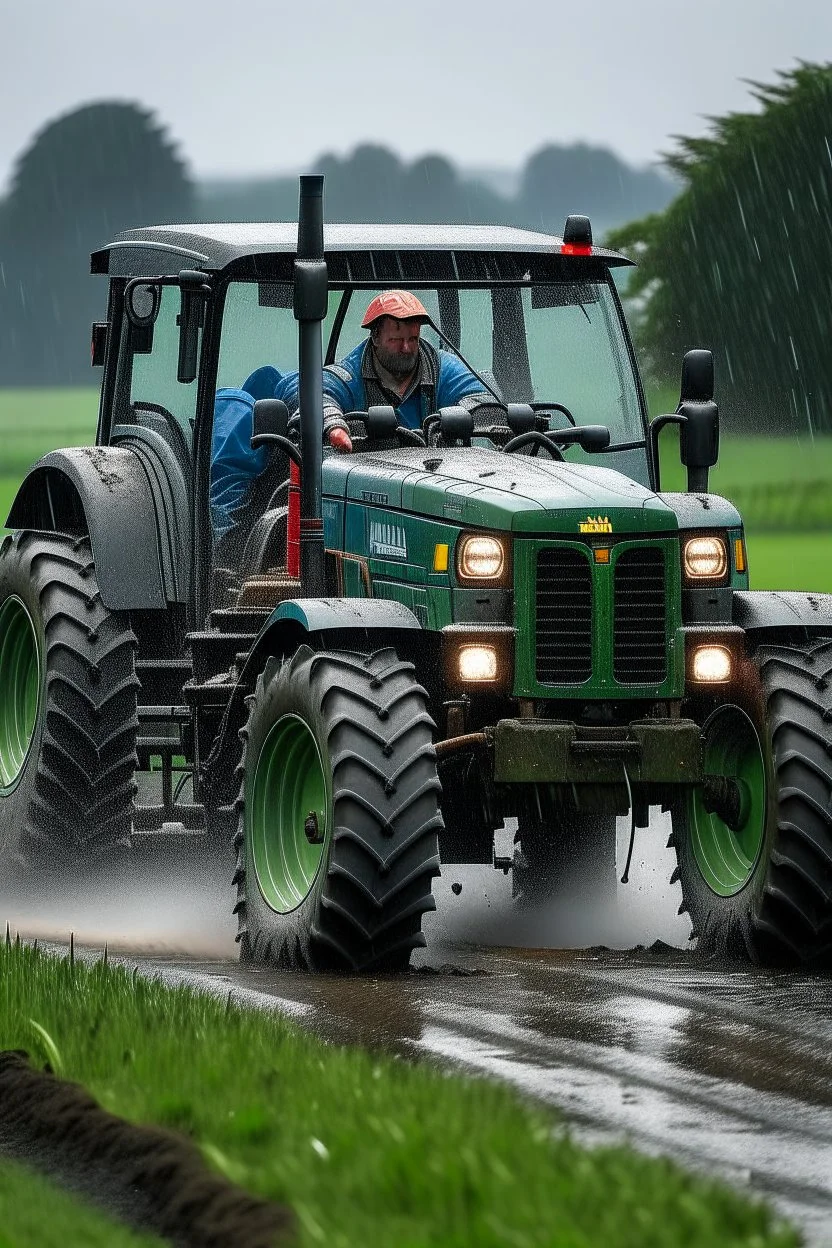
left=211, top=365, right=282, bottom=540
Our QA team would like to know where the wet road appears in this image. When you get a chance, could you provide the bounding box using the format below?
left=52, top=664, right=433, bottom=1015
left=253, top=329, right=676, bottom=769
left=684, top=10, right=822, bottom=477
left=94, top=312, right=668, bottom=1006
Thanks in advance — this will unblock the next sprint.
left=124, top=944, right=832, bottom=1246
left=8, top=812, right=832, bottom=1245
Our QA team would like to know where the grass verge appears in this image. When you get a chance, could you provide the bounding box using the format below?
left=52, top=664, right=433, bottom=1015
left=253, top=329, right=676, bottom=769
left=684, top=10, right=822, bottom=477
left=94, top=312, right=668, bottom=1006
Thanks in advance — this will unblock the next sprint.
left=746, top=532, right=832, bottom=591
left=0, top=942, right=797, bottom=1248
left=0, top=1159, right=164, bottom=1247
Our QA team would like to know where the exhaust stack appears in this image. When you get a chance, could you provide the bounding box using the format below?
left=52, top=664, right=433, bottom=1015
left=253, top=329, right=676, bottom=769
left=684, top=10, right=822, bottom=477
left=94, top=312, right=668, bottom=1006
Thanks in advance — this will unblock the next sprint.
left=293, top=175, right=328, bottom=594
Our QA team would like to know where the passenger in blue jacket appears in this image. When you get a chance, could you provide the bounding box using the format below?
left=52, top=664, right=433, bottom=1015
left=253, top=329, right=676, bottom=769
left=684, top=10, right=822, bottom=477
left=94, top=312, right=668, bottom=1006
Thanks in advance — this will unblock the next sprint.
left=276, top=289, right=490, bottom=433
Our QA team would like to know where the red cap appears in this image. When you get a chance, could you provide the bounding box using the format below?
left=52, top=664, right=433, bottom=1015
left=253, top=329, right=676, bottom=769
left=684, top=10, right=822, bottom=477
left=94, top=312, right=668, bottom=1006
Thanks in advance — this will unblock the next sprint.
left=361, top=290, right=430, bottom=328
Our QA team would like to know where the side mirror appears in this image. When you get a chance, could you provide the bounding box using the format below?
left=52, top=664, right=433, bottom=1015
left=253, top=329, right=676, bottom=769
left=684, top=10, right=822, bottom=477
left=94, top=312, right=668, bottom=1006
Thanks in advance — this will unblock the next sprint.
left=177, top=270, right=211, bottom=384
left=649, top=349, right=720, bottom=493
left=124, top=279, right=160, bottom=354
left=678, top=349, right=719, bottom=492
left=680, top=348, right=714, bottom=403
left=569, top=424, right=611, bottom=452
left=438, top=406, right=474, bottom=446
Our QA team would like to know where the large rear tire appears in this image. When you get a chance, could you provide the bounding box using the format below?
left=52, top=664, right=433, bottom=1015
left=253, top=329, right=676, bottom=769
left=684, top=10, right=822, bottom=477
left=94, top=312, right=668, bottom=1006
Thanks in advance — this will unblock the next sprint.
left=0, top=532, right=139, bottom=879
left=674, top=636, right=832, bottom=964
left=234, top=645, right=442, bottom=971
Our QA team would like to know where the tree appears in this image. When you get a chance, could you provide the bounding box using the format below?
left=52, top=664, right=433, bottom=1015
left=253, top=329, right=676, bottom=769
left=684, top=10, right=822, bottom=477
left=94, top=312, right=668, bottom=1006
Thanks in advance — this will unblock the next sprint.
left=0, top=101, right=194, bottom=385
left=518, top=143, right=675, bottom=237
left=608, top=64, right=832, bottom=435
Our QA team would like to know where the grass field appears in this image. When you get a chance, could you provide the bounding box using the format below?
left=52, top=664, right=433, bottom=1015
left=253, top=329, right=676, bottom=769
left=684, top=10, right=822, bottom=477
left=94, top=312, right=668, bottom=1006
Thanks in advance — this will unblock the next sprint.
left=0, top=387, right=830, bottom=590
left=0, top=1161, right=164, bottom=1248
left=0, top=942, right=796, bottom=1248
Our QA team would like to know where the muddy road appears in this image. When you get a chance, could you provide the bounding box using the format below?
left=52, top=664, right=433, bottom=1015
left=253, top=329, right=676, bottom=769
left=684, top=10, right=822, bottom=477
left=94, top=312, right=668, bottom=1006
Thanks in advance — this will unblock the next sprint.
left=6, top=811, right=832, bottom=1245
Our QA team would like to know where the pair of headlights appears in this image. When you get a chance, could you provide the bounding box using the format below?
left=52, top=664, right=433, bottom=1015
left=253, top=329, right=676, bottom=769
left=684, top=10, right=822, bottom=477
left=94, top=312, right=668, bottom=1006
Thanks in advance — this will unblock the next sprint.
left=455, top=642, right=734, bottom=683
left=457, top=534, right=731, bottom=582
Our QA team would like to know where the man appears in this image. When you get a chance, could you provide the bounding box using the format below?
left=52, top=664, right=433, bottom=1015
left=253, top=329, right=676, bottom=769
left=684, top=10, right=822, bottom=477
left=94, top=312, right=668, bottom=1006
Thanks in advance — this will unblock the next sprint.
left=211, top=290, right=488, bottom=545
left=276, top=289, right=490, bottom=435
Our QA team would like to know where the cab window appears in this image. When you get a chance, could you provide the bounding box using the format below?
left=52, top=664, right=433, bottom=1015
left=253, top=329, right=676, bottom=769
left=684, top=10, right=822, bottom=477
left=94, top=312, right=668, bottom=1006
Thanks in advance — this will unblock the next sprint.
left=216, top=282, right=298, bottom=391
left=128, top=284, right=200, bottom=446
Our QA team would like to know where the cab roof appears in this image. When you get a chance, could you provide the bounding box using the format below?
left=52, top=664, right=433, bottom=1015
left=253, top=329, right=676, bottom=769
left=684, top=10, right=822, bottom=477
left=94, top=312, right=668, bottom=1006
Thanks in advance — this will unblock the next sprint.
left=91, top=222, right=633, bottom=279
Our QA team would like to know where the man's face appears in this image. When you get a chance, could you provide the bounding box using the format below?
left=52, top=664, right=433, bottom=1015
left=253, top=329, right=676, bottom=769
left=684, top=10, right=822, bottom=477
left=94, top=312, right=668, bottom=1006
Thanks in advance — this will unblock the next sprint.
left=372, top=316, right=422, bottom=379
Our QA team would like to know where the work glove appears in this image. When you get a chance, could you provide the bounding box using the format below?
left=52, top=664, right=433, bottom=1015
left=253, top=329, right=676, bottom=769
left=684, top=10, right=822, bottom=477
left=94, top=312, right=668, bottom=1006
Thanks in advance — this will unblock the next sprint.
left=286, top=410, right=353, bottom=454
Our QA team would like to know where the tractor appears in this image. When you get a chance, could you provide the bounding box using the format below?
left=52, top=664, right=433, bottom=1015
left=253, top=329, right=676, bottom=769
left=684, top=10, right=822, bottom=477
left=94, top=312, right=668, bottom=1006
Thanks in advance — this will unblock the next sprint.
left=2, top=175, right=831, bottom=968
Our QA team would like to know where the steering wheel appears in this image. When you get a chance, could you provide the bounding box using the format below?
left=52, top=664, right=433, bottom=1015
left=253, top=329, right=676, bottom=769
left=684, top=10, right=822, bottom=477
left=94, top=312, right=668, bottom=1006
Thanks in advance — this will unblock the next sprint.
left=395, top=426, right=427, bottom=447
left=501, top=430, right=565, bottom=460
left=467, top=398, right=577, bottom=441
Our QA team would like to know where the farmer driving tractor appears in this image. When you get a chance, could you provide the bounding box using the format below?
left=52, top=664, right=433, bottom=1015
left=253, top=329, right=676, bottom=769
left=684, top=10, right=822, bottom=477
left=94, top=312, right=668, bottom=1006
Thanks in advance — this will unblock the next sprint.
left=211, top=290, right=489, bottom=541
left=281, top=289, right=490, bottom=440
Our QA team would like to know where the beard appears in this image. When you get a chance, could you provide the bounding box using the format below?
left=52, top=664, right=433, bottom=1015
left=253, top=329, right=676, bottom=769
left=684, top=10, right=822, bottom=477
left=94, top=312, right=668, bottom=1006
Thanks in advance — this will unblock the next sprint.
left=374, top=343, right=419, bottom=380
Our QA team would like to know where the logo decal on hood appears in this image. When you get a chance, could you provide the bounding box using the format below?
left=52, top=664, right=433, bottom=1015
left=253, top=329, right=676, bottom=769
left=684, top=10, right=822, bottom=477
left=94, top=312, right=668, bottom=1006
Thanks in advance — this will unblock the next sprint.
left=579, top=515, right=613, bottom=534
left=369, top=521, right=407, bottom=560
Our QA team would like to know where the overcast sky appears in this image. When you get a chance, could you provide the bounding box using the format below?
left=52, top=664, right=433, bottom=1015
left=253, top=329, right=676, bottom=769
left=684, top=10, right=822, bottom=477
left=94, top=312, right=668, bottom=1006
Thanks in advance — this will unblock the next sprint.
left=2, top=0, right=831, bottom=191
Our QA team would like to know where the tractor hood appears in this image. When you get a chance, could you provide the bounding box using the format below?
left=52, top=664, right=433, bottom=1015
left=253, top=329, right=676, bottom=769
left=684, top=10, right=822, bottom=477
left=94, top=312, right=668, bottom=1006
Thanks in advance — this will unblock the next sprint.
left=323, top=447, right=686, bottom=534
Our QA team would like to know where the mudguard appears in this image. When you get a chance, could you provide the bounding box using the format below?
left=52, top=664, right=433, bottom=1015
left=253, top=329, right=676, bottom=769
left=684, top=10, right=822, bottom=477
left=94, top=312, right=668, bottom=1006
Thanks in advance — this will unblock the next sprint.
left=200, top=598, right=423, bottom=804
left=5, top=447, right=166, bottom=610
left=733, top=590, right=832, bottom=633
left=253, top=598, right=422, bottom=660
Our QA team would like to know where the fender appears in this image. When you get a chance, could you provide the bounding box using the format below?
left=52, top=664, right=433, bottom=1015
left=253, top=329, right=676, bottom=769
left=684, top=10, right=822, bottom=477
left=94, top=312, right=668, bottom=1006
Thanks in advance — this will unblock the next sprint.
left=5, top=447, right=166, bottom=611
left=733, top=589, right=832, bottom=634
left=262, top=597, right=422, bottom=640
left=199, top=598, right=423, bottom=805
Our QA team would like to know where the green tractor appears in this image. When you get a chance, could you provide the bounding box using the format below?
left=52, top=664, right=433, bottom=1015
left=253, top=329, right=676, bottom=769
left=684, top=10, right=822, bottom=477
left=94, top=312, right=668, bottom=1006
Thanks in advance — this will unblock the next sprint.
left=2, top=176, right=831, bottom=968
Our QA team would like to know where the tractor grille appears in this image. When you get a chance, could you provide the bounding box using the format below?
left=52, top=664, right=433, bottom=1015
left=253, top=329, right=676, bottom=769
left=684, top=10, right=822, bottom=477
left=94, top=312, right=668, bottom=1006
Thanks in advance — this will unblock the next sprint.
left=613, top=547, right=667, bottom=684
left=535, top=548, right=593, bottom=684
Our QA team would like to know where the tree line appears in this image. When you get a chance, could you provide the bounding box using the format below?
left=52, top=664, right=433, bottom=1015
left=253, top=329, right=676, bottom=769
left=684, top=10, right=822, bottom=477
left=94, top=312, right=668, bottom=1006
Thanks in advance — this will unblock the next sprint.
left=608, top=62, right=832, bottom=436
left=0, top=103, right=674, bottom=386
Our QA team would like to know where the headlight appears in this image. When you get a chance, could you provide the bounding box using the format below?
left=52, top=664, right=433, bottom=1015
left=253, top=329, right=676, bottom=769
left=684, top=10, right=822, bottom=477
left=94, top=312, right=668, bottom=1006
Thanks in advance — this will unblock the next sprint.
left=683, top=536, right=728, bottom=580
left=458, top=535, right=505, bottom=580
left=458, top=645, right=498, bottom=682
left=691, top=645, right=732, bottom=683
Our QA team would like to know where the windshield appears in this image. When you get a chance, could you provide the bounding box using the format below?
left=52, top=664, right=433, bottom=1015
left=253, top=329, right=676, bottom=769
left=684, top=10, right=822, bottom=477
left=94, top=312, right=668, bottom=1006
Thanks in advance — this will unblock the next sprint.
left=215, top=277, right=649, bottom=482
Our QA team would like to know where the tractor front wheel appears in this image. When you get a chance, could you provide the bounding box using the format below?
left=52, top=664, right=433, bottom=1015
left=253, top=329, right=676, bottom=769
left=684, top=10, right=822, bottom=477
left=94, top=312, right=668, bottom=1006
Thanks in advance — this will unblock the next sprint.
left=234, top=645, right=442, bottom=971
left=674, top=636, right=832, bottom=964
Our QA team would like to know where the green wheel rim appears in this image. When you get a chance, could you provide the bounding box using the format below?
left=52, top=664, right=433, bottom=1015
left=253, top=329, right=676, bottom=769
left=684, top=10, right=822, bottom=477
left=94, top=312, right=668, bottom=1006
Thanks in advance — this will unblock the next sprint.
left=249, top=713, right=329, bottom=914
left=689, top=705, right=767, bottom=897
left=0, top=596, right=41, bottom=793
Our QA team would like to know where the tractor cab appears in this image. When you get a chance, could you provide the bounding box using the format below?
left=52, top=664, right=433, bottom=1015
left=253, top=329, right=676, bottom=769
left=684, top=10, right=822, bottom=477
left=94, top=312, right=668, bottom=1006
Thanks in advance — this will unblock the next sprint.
left=85, top=217, right=647, bottom=625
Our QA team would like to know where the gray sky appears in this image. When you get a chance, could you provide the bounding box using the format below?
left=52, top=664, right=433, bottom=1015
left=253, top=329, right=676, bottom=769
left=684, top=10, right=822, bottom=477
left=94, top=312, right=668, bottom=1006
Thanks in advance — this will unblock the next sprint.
left=2, top=0, right=831, bottom=191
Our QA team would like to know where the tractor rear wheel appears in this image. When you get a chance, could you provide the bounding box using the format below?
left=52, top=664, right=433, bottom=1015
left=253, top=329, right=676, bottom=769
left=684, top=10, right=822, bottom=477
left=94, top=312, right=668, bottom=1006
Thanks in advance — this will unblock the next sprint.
left=513, top=811, right=618, bottom=905
left=0, top=532, right=138, bottom=880
left=674, top=636, right=832, bottom=964
left=234, top=645, right=442, bottom=970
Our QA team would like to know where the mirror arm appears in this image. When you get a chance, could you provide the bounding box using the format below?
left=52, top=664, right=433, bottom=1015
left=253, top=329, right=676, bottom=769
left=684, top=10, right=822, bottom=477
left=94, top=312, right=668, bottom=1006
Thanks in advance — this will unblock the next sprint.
left=649, top=412, right=685, bottom=493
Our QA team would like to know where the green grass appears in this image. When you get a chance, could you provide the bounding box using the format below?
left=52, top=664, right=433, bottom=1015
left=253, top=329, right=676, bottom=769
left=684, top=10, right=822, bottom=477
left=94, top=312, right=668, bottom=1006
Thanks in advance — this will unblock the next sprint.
left=0, top=942, right=796, bottom=1248
left=0, top=1159, right=164, bottom=1247
left=746, top=532, right=832, bottom=591
left=0, top=388, right=98, bottom=480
